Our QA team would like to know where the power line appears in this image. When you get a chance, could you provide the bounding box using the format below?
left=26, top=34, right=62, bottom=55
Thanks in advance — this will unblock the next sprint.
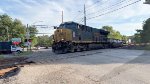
left=72, top=11, right=83, bottom=21
left=73, top=0, right=107, bottom=22
left=73, top=0, right=129, bottom=23
left=35, top=33, right=53, bottom=34
left=85, top=0, right=101, bottom=10
left=86, top=0, right=141, bottom=20
left=86, top=0, right=130, bottom=16
left=79, top=18, right=84, bottom=23
left=33, top=25, right=54, bottom=28
left=85, top=0, right=109, bottom=10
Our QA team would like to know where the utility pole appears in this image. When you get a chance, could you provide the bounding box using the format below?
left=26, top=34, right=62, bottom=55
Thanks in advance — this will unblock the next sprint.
left=62, top=11, right=64, bottom=23
left=26, top=24, right=30, bottom=51
left=26, top=24, right=29, bottom=40
left=84, top=4, right=86, bottom=26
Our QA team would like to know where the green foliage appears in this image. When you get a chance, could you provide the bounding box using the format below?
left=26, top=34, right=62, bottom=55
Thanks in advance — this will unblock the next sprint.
left=134, top=18, right=150, bottom=43
left=133, top=34, right=141, bottom=43
left=122, top=35, right=128, bottom=41
left=29, top=26, right=38, bottom=38
left=133, top=30, right=142, bottom=43
left=31, top=37, right=38, bottom=47
left=141, top=18, right=150, bottom=43
left=0, top=14, right=26, bottom=42
left=102, top=26, right=125, bottom=40
left=0, top=14, right=38, bottom=47
left=12, top=19, right=26, bottom=41
left=28, top=26, right=38, bottom=46
left=0, top=55, right=4, bottom=59
left=144, top=45, right=150, bottom=50
left=37, top=35, right=53, bottom=47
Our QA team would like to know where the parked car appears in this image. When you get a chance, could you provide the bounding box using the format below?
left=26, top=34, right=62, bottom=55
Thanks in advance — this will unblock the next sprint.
left=0, top=42, right=23, bottom=54
left=11, top=45, right=23, bottom=53
left=44, top=46, right=49, bottom=49
left=36, top=46, right=41, bottom=50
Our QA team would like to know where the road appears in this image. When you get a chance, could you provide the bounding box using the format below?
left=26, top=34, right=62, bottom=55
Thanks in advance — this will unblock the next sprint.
left=0, top=49, right=150, bottom=84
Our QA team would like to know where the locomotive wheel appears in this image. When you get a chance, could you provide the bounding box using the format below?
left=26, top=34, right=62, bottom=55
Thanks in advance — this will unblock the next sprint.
left=52, top=49, right=55, bottom=53
left=83, top=47, right=86, bottom=51
left=62, top=49, right=67, bottom=54
left=86, top=46, right=90, bottom=51
left=54, top=49, right=66, bottom=54
left=70, top=47, right=75, bottom=53
left=77, top=48, right=81, bottom=52
left=69, top=44, right=75, bottom=53
left=80, top=48, right=83, bottom=52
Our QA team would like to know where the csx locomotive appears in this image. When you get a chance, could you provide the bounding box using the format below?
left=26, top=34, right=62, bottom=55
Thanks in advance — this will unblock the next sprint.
left=52, top=21, right=123, bottom=53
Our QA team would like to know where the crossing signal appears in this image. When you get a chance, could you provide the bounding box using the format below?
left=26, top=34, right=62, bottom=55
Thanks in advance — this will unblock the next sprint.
left=24, top=39, right=32, bottom=42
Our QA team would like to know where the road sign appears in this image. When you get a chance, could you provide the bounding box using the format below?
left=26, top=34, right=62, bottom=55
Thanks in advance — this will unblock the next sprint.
left=24, top=42, right=31, bottom=46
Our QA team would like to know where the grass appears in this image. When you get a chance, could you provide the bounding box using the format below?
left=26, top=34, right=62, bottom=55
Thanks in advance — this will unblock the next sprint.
left=137, top=45, right=150, bottom=50
left=144, top=45, right=150, bottom=50
left=0, top=51, right=33, bottom=58
left=21, top=51, right=33, bottom=55
left=13, top=51, right=33, bottom=57
left=127, top=44, right=150, bottom=50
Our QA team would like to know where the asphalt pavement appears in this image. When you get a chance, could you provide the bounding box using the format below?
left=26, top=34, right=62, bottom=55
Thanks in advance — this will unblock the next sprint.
left=0, top=49, right=150, bottom=84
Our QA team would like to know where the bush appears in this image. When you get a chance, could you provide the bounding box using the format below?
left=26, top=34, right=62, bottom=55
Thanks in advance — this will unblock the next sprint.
left=0, top=55, right=4, bottom=59
left=144, top=45, right=150, bottom=50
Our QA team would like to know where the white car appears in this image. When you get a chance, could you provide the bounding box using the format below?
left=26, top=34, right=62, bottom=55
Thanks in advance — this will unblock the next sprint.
left=36, top=46, right=41, bottom=50
left=11, top=45, right=23, bottom=53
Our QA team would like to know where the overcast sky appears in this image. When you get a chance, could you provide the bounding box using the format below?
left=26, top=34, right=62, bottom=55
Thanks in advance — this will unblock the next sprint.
left=0, top=0, right=150, bottom=36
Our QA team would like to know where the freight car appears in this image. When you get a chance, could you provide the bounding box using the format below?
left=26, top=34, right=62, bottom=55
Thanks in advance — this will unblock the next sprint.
left=52, top=21, right=123, bottom=53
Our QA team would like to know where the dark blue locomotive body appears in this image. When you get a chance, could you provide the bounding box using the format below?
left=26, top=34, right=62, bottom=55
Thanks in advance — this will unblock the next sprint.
left=58, top=21, right=109, bottom=42
left=52, top=21, right=123, bottom=53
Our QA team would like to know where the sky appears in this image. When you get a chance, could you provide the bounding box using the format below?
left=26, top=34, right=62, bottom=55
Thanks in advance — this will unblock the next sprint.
left=0, top=0, right=150, bottom=36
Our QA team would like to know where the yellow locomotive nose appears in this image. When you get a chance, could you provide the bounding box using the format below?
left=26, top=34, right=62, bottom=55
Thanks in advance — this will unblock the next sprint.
left=54, top=29, right=72, bottom=42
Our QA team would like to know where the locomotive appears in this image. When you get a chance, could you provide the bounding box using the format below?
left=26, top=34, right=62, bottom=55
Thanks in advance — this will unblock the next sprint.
left=52, top=21, right=123, bottom=53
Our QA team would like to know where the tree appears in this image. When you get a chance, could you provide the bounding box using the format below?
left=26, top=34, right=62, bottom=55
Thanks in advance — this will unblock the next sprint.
left=29, top=26, right=38, bottom=38
left=141, top=18, right=150, bottom=43
left=0, top=14, right=13, bottom=41
left=133, top=29, right=142, bottom=43
left=0, top=14, right=38, bottom=47
left=133, top=18, right=150, bottom=43
left=0, top=14, right=26, bottom=42
left=102, top=26, right=123, bottom=40
left=31, top=37, right=38, bottom=47
left=28, top=26, right=38, bottom=46
left=11, top=19, right=26, bottom=41
left=37, top=35, right=53, bottom=47
left=122, top=35, right=128, bottom=41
